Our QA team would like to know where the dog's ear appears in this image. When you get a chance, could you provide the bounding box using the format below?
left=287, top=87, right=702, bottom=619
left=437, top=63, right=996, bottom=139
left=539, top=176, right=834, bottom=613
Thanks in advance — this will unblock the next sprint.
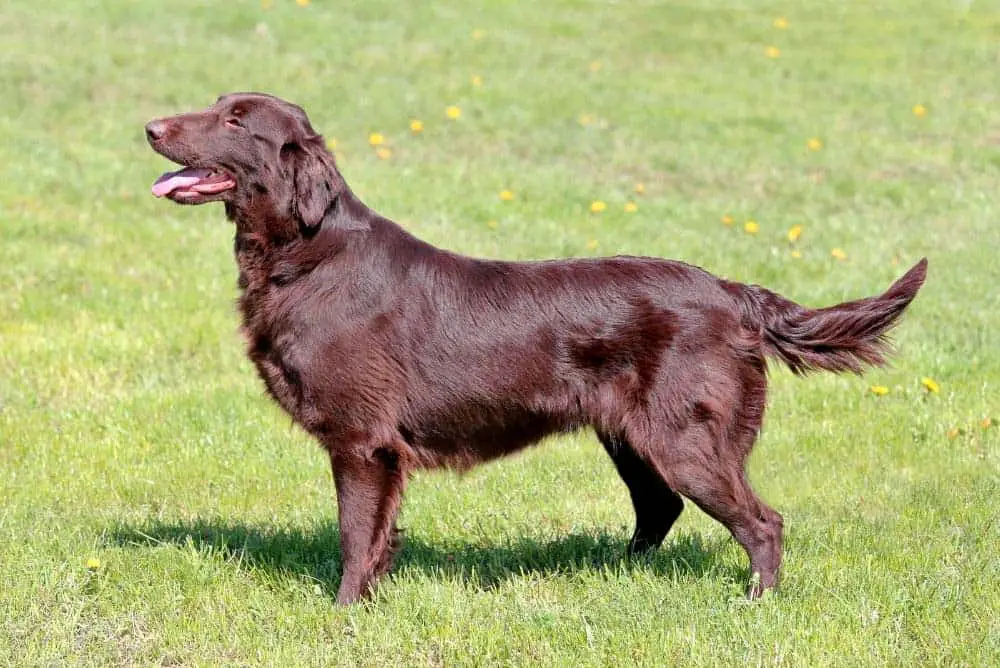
left=283, top=140, right=333, bottom=230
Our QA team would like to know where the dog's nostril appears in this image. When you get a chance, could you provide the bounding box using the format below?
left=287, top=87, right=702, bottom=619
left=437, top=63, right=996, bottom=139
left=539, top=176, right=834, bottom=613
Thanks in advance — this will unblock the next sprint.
left=145, top=120, right=167, bottom=142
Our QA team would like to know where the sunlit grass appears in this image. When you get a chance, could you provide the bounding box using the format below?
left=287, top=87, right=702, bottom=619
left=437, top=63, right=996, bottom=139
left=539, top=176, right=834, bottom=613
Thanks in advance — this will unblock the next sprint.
left=1, top=0, right=998, bottom=664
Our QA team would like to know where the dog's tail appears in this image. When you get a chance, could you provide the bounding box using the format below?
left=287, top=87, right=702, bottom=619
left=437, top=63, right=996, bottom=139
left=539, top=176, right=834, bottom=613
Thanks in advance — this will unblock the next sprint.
left=734, top=258, right=928, bottom=375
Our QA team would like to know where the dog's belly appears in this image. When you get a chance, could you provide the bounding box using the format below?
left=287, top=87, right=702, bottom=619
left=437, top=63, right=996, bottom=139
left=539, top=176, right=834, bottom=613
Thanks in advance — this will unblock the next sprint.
left=402, top=395, right=586, bottom=470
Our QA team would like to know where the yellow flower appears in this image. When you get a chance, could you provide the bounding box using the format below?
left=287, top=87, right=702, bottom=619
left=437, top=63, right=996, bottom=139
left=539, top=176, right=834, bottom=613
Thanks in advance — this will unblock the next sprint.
left=634, top=183, right=645, bottom=195
left=921, top=377, right=940, bottom=394
left=487, top=220, right=498, bottom=229
left=869, top=385, right=889, bottom=396
left=787, top=225, right=803, bottom=242
left=624, top=202, right=638, bottom=213
left=586, top=239, right=599, bottom=250
left=499, top=189, right=515, bottom=201
left=375, top=147, right=392, bottom=160
left=409, top=119, right=424, bottom=134
left=471, top=28, right=486, bottom=40
left=721, top=214, right=734, bottom=226
left=744, top=220, right=759, bottom=234
left=773, top=17, right=789, bottom=29
left=831, top=248, right=848, bottom=260
left=790, top=249, right=802, bottom=259
left=368, top=132, right=385, bottom=147
left=261, top=0, right=273, bottom=8
left=807, top=138, right=823, bottom=151
left=982, top=417, right=993, bottom=429
left=765, top=46, right=781, bottom=59
left=295, top=0, right=309, bottom=6
left=946, top=427, right=960, bottom=440
left=578, top=113, right=595, bottom=126
left=589, top=60, right=602, bottom=72
left=86, top=557, right=101, bottom=570
left=445, top=106, right=462, bottom=120
left=325, top=138, right=337, bottom=151
left=590, top=200, right=607, bottom=213
left=912, top=104, right=927, bottom=118
left=471, top=75, right=483, bottom=87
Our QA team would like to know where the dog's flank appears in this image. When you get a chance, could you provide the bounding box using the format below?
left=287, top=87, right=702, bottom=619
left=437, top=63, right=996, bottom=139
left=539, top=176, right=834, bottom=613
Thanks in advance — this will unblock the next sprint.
left=146, top=93, right=927, bottom=605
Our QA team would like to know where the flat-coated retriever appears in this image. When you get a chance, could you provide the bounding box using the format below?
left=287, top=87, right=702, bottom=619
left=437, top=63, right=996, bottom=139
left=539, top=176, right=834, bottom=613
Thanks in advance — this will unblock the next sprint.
left=145, top=93, right=927, bottom=604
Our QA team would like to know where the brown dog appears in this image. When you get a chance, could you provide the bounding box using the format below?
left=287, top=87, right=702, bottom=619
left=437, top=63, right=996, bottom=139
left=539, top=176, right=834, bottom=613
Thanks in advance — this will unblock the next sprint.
left=146, top=93, right=927, bottom=604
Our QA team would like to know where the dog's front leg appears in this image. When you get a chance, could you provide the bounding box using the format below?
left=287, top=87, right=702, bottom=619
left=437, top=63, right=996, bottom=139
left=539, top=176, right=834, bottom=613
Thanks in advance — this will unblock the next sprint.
left=329, top=442, right=408, bottom=605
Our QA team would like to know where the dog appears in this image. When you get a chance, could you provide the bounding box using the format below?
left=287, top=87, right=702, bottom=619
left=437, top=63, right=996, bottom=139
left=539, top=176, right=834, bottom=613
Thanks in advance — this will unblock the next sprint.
left=145, top=93, right=927, bottom=604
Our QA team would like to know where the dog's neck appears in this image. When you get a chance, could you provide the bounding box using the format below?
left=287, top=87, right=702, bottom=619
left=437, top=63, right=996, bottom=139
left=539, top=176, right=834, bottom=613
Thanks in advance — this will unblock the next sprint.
left=228, top=180, right=374, bottom=297
left=224, top=151, right=366, bottom=238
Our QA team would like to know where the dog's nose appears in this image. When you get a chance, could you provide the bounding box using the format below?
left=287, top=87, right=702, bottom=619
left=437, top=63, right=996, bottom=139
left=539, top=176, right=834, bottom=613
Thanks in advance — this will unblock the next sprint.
left=145, top=120, right=167, bottom=143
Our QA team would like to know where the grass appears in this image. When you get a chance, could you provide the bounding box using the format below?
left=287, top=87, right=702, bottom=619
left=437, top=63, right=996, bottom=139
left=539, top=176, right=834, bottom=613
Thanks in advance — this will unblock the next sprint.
left=1, top=0, right=998, bottom=664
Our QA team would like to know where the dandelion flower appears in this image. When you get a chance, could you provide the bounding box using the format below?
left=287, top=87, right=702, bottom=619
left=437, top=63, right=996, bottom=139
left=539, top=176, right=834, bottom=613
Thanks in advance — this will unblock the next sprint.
left=375, top=147, right=392, bottom=160
left=445, top=106, right=462, bottom=120
left=86, top=558, right=101, bottom=570
left=471, top=75, right=483, bottom=87
left=325, top=138, right=337, bottom=151
left=765, top=46, right=781, bottom=59
left=409, top=120, right=424, bottom=134
left=807, top=138, right=823, bottom=151
left=261, top=0, right=273, bottom=8
left=982, top=417, right=993, bottom=429
left=921, top=377, right=940, bottom=393
left=578, top=113, right=595, bottom=126
left=721, top=214, right=734, bottom=226
left=831, top=248, right=847, bottom=260
left=787, top=225, right=803, bottom=242
left=590, top=200, right=607, bottom=213
left=499, top=189, right=515, bottom=201
left=946, top=427, right=960, bottom=440
left=773, top=17, right=789, bottom=29
left=912, top=104, right=927, bottom=118
left=295, top=0, right=309, bottom=6
left=589, top=60, right=602, bottom=72
left=869, top=385, right=889, bottom=396
left=368, top=132, right=385, bottom=147
left=471, top=28, right=486, bottom=40
left=634, top=183, right=645, bottom=195
left=744, top=220, right=759, bottom=234
left=586, top=239, right=599, bottom=250
left=790, top=249, right=802, bottom=259
left=624, top=202, right=638, bottom=213
left=487, top=220, right=498, bottom=229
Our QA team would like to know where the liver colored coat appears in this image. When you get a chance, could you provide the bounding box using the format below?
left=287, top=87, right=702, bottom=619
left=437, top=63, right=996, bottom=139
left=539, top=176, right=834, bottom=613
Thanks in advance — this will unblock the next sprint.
left=146, top=93, right=927, bottom=604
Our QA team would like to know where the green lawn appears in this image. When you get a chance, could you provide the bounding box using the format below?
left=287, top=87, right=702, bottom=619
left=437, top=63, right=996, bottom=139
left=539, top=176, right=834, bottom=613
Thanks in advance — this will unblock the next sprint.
left=2, top=0, right=998, bottom=664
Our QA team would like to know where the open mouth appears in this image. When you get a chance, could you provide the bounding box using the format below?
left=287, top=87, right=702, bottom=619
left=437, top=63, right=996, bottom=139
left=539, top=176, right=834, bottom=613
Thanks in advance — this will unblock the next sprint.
left=151, top=167, right=236, bottom=201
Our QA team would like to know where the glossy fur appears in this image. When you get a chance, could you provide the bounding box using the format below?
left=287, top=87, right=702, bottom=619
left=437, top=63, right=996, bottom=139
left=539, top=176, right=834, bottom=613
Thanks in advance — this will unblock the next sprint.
left=146, top=93, right=928, bottom=604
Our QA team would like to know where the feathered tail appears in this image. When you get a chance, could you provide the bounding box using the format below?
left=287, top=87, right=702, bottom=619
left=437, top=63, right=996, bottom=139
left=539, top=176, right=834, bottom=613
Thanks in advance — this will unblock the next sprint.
left=736, top=259, right=928, bottom=375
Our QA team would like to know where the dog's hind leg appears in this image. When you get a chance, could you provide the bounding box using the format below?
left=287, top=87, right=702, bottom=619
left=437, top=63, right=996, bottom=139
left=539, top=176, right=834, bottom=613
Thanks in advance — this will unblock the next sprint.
left=631, top=405, right=783, bottom=599
left=598, top=431, right=685, bottom=556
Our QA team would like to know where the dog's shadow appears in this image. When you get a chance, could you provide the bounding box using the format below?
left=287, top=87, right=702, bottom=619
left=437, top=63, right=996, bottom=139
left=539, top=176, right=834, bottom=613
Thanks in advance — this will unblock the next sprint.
left=109, top=519, right=743, bottom=595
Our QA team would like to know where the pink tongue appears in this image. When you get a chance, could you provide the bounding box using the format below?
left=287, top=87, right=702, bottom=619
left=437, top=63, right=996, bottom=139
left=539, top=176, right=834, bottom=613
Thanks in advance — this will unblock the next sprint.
left=151, top=168, right=213, bottom=197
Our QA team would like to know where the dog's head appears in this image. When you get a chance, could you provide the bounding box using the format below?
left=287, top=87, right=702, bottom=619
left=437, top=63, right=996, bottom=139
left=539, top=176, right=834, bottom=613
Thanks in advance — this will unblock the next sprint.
left=146, top=93, right=340, bottom=232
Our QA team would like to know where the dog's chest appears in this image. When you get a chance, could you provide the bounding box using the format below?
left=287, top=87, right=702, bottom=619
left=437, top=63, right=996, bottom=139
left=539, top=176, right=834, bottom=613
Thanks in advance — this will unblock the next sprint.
left=236, top=276, right=364, bottom=436
left=235, top=263, right=315, bottom=422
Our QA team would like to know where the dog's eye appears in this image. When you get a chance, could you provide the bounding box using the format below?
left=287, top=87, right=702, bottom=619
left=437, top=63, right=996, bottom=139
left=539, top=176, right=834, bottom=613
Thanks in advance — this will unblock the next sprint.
left=225, top=117, right=244, bottom=130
